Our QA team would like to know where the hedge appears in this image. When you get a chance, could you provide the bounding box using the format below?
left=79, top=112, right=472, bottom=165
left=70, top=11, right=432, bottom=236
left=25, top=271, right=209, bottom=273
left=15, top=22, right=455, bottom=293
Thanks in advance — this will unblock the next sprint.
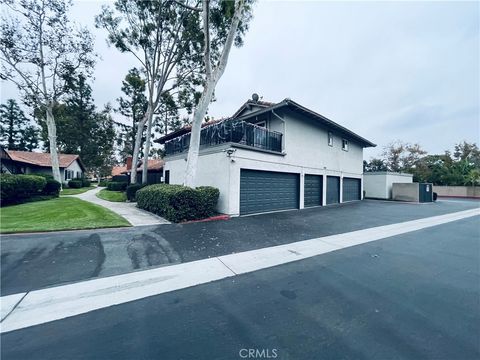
left=82, top=178, right=91, bottom=187
left=1, top=174, right=47, bottom=205
left=34, top=174, right=61, bottom=197
left=99, top=180, right=110, bottom=187
left=68, top=179, right=83, bottom=188
left=107, top=181, right=128, bottom=191
left=42, top=178, right=61, bottom=196
left=136, top=184, right=219, bottom=222
left=126, top=183, right=147, bottom=201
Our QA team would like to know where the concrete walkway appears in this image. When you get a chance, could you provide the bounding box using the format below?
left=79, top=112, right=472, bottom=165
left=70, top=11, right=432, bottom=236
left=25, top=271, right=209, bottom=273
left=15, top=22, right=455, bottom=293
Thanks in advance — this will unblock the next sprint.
left=68, top=187, right=169, bottom=226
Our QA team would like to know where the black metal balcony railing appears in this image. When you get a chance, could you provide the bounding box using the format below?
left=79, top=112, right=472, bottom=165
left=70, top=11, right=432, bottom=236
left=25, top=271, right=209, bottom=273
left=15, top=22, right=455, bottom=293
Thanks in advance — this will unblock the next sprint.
left=164, top=119, right=283, bottom=156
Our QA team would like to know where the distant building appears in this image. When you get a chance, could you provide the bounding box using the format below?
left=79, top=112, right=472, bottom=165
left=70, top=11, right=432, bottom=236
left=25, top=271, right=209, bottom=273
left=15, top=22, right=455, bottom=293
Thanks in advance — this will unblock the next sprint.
left=111, top=156, right=164, bottom=184
left=1, top=148, right=86, bottom=184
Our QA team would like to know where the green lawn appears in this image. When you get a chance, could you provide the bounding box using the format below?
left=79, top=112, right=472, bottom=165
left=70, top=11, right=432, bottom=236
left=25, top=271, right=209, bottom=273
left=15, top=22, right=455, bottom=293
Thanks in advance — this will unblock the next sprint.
left=0, top=197, right=131, bottom=234
left=96, top=189, right=127, bottom=202
left=61, top=186, right=96, bottom=195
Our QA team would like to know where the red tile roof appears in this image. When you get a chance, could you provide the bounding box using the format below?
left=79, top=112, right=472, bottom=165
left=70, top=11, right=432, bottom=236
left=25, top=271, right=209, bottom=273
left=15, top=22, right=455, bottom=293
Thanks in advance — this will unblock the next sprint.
left=137, top=159, right=164, bottom=171
left=6, top=150, right=81, bottom=168
left=112, top=159, right=164, bottom=176
left=111, top=165, right=127, bottom=176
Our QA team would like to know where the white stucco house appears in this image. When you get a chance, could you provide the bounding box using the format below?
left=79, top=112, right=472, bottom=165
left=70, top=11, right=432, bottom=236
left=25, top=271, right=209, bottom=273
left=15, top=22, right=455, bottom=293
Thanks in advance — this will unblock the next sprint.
left=157, top=96, right=376, bottom=216
left=1, top=149, right=86, bottom=184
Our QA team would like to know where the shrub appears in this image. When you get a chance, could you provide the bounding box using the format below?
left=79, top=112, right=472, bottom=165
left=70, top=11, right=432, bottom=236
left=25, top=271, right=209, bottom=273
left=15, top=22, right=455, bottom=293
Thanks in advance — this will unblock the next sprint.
left=99, top=180, right=110, bottom=187
left=112, top=175, right=129, bottom=183
left=196, top=186, right=220, bottom=217
left=1, top=174, right=47, bottom=205
left=107, top=181, right=128, bottom=191
left=82, top=178, right=91, bottom=187
left=136, top=184, right=219, bottom=222
left=68, top=179, right=83, bottom=188
left=433, top=192, right=438, bottom=202
left=126, top=183, right=147, bottom=201
left=43, top=178, right=61, bottom=196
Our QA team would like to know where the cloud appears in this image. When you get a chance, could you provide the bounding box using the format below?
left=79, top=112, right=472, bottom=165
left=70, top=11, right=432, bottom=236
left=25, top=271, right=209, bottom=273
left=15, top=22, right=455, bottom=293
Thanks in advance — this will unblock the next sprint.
left=1, top=0, right=478, bottom=159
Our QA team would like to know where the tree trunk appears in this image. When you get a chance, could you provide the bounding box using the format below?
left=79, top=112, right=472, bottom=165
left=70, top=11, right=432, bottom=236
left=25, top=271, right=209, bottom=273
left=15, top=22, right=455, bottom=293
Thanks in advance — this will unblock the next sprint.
left=184, top=84, right=215, bottom=188
left=45, top=102, right=62, bottom=187
left=141, top=113, right=154, bottom=184
left=130, top=106, right=152, bottom=184
left=183, top=0, right=245, bottom=188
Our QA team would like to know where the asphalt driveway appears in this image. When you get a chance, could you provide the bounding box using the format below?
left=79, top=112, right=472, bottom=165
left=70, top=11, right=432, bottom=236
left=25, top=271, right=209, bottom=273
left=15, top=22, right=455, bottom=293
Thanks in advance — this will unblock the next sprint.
left=2, top=216, right=479, bottom=360
left=1, top=199, right=478, bottom=296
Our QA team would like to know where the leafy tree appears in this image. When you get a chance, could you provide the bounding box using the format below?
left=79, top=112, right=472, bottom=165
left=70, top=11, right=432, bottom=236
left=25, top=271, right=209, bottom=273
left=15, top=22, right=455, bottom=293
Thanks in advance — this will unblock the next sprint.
left=0, top=99, right=39, bottom=151
left=116, top=68, right=148, bottom=162
left=453, top=141, right=480, bottom=167
left=363, top=158, right=387, bottom=172
left=381, top=141, right=427, bottom=173
left=184, top=0, right=253, bottom=187
left=38, top=75, right=116, bottom=176
left=0, top=0, right=96, bottom=183
left=96, top=0, right=203, bottom=184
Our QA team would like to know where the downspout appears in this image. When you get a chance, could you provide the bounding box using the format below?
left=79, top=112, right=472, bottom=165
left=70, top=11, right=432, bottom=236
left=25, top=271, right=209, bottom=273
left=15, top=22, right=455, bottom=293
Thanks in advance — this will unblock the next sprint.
left=271, top=109, right=286, bottom=153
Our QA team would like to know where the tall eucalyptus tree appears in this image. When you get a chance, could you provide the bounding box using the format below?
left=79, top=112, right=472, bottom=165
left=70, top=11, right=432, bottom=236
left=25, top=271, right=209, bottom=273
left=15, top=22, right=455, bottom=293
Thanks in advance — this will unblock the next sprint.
left=0, top=0, right=95, bottom=183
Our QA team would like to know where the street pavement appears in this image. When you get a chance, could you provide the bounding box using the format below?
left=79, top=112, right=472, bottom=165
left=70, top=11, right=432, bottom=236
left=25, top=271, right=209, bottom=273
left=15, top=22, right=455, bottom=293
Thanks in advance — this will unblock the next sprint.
left=1, top=199, right=478, bottom=296
left=2, top=216, right=479, bottom=360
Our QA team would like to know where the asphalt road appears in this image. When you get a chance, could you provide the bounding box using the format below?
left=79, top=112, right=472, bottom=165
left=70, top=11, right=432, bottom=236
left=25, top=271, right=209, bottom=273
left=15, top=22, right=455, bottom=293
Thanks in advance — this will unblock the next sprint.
left=1, top=199, right=479, bottom=296
left=2, top=216, right=479, bottom=360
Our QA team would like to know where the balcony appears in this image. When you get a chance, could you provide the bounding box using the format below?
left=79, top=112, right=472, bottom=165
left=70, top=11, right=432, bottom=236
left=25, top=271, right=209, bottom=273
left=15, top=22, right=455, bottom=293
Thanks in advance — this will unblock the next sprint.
left=164, top=119, right=283, bottom=156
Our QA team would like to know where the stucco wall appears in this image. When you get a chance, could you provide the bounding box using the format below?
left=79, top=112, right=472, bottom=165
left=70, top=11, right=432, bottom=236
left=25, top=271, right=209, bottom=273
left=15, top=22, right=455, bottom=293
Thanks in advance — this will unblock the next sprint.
left=164, top=107, right=368, bottom=215
left=66, top=161, right=83, bottom=177
left=165, top=144, right=363, bottom=216
left=392, top=183, right=419, bottom=202
left=164, top=149, right=232, bottom=214
left=364, top=172, right=413, bottom=199
left=278, top=110, right=364, bottom=175
left=433, top=186, right=480, bottom=198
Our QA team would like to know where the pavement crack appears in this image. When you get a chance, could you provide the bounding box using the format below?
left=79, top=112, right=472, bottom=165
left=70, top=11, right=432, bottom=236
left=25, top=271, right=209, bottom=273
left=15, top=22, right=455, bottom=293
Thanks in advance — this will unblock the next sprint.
left=216, top=257, right=237, bottom=275
left=1, top=291, right=29, bottom=323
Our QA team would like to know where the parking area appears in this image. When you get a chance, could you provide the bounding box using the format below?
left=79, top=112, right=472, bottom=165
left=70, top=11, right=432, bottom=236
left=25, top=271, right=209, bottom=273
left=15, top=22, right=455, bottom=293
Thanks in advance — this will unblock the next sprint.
left=1, top=199, right=478, bottom=296
left=2, top=215, right=479, bottom=359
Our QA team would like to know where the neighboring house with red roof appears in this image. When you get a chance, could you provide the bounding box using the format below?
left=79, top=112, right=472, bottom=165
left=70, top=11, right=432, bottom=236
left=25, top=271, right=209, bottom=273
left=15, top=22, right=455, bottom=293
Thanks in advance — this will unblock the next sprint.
left=156, top=95, right=376, bottom=216
left=111, top=157, right=164, bottom=184
left=1, top=148, right=86, bottom=184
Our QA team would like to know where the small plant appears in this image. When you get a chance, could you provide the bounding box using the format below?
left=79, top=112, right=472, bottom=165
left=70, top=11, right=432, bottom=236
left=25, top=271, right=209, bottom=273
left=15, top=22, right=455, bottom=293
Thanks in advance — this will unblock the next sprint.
left=107, top=181, right=128, bottom=191
left=42, top=179, right=61, bottom=196
left=68, top=179, right=83, bottom=188
left=126, top=183, right=147, bottom=201
left=98, top=180, right=110, bottom=187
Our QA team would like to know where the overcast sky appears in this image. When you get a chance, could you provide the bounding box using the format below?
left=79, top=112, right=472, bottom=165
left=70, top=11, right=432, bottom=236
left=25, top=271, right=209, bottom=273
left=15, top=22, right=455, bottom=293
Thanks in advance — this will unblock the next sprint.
left=2, top=0, right=479, bottom=159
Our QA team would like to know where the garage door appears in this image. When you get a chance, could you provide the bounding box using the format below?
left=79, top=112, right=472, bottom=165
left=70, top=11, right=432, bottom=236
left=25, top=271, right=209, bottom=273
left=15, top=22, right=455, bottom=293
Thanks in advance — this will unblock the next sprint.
left=343, top=177, right=361, bottom=202
left=326, top=176, right=340, bottom=204
left=240, top=169, right=299, bottom=215
left=304, top=175, right=323, bottom=207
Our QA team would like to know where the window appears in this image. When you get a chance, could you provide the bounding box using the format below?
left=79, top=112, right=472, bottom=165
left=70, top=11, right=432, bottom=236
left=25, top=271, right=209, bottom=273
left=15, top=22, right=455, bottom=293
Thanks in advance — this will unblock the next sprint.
left=65, top=169, right=75, bottom=181
left=164, top=170, right=170, bottom=184
left=342, top=139, right=349, bottom=151
left=328, top=132, right=333, bottom=147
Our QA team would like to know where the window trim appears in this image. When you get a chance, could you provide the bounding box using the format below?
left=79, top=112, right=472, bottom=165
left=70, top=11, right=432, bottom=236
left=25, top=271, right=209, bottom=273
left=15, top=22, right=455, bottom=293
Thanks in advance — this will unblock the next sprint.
left=328, top=132, right=333, bottom=147
left=342, top=139, right=349, bottom=151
